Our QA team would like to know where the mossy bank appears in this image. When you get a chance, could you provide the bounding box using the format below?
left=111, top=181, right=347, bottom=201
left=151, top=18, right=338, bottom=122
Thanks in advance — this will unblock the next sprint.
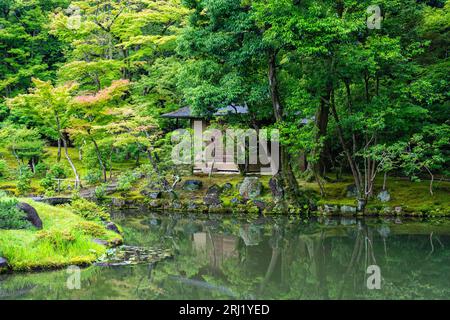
left=0, top=199, right=122, bottom=273
left=105, top=174, right=450, bottom=217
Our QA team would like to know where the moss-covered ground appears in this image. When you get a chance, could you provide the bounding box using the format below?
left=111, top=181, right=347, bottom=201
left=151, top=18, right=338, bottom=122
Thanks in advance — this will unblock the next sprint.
left=1, top=147, right=449, bottom=215
left=0, top=199, right=121, bottom=272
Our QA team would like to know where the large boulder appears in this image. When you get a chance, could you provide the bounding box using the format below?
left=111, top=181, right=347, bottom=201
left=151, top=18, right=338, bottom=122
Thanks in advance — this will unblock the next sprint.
left=345, top=185, right=359, bottom=198
left=253, top=200, right=266, bottom=213
left=106, top=222, right=121, bottom=235
left=222, top=183, right=233, bottom=192
left=340, top=205, right=357, bottom=214
left=203, top=185, right=222, bottom=206
left=269, top=175, right=284, bottom=200
left=0, top=257, right=8, bottom=269
left=239, top=177, right=262, bottom=200
left=183, top=180, right=203, bottom=191
left=140, top=189, right=162, bottom=199
left=377, top=190, right=391, bottom=202
left=17, top=203, right=43, bottom=229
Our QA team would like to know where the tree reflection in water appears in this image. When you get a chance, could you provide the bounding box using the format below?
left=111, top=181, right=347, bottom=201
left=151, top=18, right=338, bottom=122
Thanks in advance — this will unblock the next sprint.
left=1, top=213, right=450, bottom=300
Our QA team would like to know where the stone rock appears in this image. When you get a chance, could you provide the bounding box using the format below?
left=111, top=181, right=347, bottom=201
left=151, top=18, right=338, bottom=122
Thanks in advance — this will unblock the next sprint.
left=172, top=202, right=182, bottom=210
left=231, top=197, right=240, bottom=205
left=269, top=175, right=284, bottom=200
left=187, top=202, right=198, bottom=211
left=239, top=177, right=262, bottom=200
left=345, top=185, right=358, bottom=198
left=394, top=207, right=402, bottom=214
left=148, top=192, right=161, bottom=199
left=340, top=205, right=357, bottom=214
left=149, top=200, right=161, bottom=208
left=323, top=204, right=339, bottom=214
left=111, top=197, right=126, bottom=207
left=253, top=200, right=266, bottom=211
left=0, top=257, right=8, bottom=269
left=140, top=190, right=162, bottom=199
left=106, top=222, right=121, bottom=235
left=377, top=190, right=391, bottom=202
left=204, top=185, right=222, bottom=206
left=357, top=199, right=366, bottom=212
left=17, top=202, right=43, bottom=229
left=183, top=180, right=203, bottom=191
left=222, top=183, right=233, bottom=191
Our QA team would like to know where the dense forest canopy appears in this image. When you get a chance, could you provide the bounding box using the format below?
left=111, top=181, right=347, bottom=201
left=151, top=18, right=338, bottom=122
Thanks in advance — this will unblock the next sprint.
left=0, top=0, right=448, bottom=202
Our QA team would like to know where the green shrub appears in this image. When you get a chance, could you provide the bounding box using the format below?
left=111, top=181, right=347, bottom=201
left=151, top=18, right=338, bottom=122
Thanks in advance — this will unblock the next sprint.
left=76, top=221, right=107, bottom=237
left=94, top=184, right=107, bottom=200
left=40, top=163, right=68, bottom=191
left=0, top=196, right=32, bottom=230
left=84, top=170, right=102, bottom=185
left=68, top=198, right=110, bottom=221
left=34, top=162, right=49, bottom=178
left=17, top=166, right=33, bottom=195
left=0, top=159, right=9, bottom=178
left=117, top=170, right=138, bottom=192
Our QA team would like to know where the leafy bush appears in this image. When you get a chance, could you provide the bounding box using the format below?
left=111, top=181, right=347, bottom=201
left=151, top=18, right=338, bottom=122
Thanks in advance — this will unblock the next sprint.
left=17, top=166, right=33, bottom=195
left=34, top=162, right=49, bottom=178
left=76, top=221, right=107, bottom=237
left=68, top=198, right=110, bottom=222
left=117, top=170, right=138, bottom=192
left=0, top=159, right=9, bottom=178
left=0, top=196, right=31, bottom=230
left=84, top=170, right=102, bottom=185
left=94, top=184, right=107, bottom=200
left=40, top=163, right=68, bottom=191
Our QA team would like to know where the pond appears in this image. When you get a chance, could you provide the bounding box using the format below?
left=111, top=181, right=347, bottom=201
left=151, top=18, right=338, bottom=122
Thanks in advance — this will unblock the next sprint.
left=1, top=210, right=450, bottom=300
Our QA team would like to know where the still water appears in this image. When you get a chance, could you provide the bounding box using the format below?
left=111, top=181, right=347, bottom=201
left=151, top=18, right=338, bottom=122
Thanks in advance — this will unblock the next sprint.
left=1, top=211, right=450, bottom=300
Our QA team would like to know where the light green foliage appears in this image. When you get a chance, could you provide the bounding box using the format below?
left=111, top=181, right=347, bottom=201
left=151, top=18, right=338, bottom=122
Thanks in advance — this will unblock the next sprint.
left=40, top=163, right=69, bottom=191
left=17, top=166, right=34, bottom=195
left=68, top=198, right=110, bottom=221
left=0, top=125, right=45, bottom=165
left=94, top=184, right=108, bottom=201
left=0, top=159, right=8, bottom=178
left=117, top=170, right=139, bottom=192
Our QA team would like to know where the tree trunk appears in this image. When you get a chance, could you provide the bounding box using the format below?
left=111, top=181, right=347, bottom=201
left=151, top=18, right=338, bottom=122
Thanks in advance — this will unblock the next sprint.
left=91, top=137, right=107, bottom=182
left=268, top=51, right=301, bottom=201
left=424, top=166, right=434, bottom=196
left=57, top=138, right=62, bottom=163
left=313, top=92, right=330, bottom=176
left=329, top=91, right=362, bottom=196
left=61, top=135, right=80, bottom=188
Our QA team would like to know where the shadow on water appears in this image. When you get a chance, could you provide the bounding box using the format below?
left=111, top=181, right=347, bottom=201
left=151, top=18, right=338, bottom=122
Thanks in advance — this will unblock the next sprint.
left=1, top=210, right=450, bottom=300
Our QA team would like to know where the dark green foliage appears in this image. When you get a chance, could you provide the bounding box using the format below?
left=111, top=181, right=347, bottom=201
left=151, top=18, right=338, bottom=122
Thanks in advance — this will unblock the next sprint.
left=0, top=196, right=31, bottom=230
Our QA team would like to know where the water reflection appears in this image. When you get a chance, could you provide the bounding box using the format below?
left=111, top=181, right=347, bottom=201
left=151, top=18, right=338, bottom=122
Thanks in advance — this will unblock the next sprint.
left=1, top=212, right=450, bottom=300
